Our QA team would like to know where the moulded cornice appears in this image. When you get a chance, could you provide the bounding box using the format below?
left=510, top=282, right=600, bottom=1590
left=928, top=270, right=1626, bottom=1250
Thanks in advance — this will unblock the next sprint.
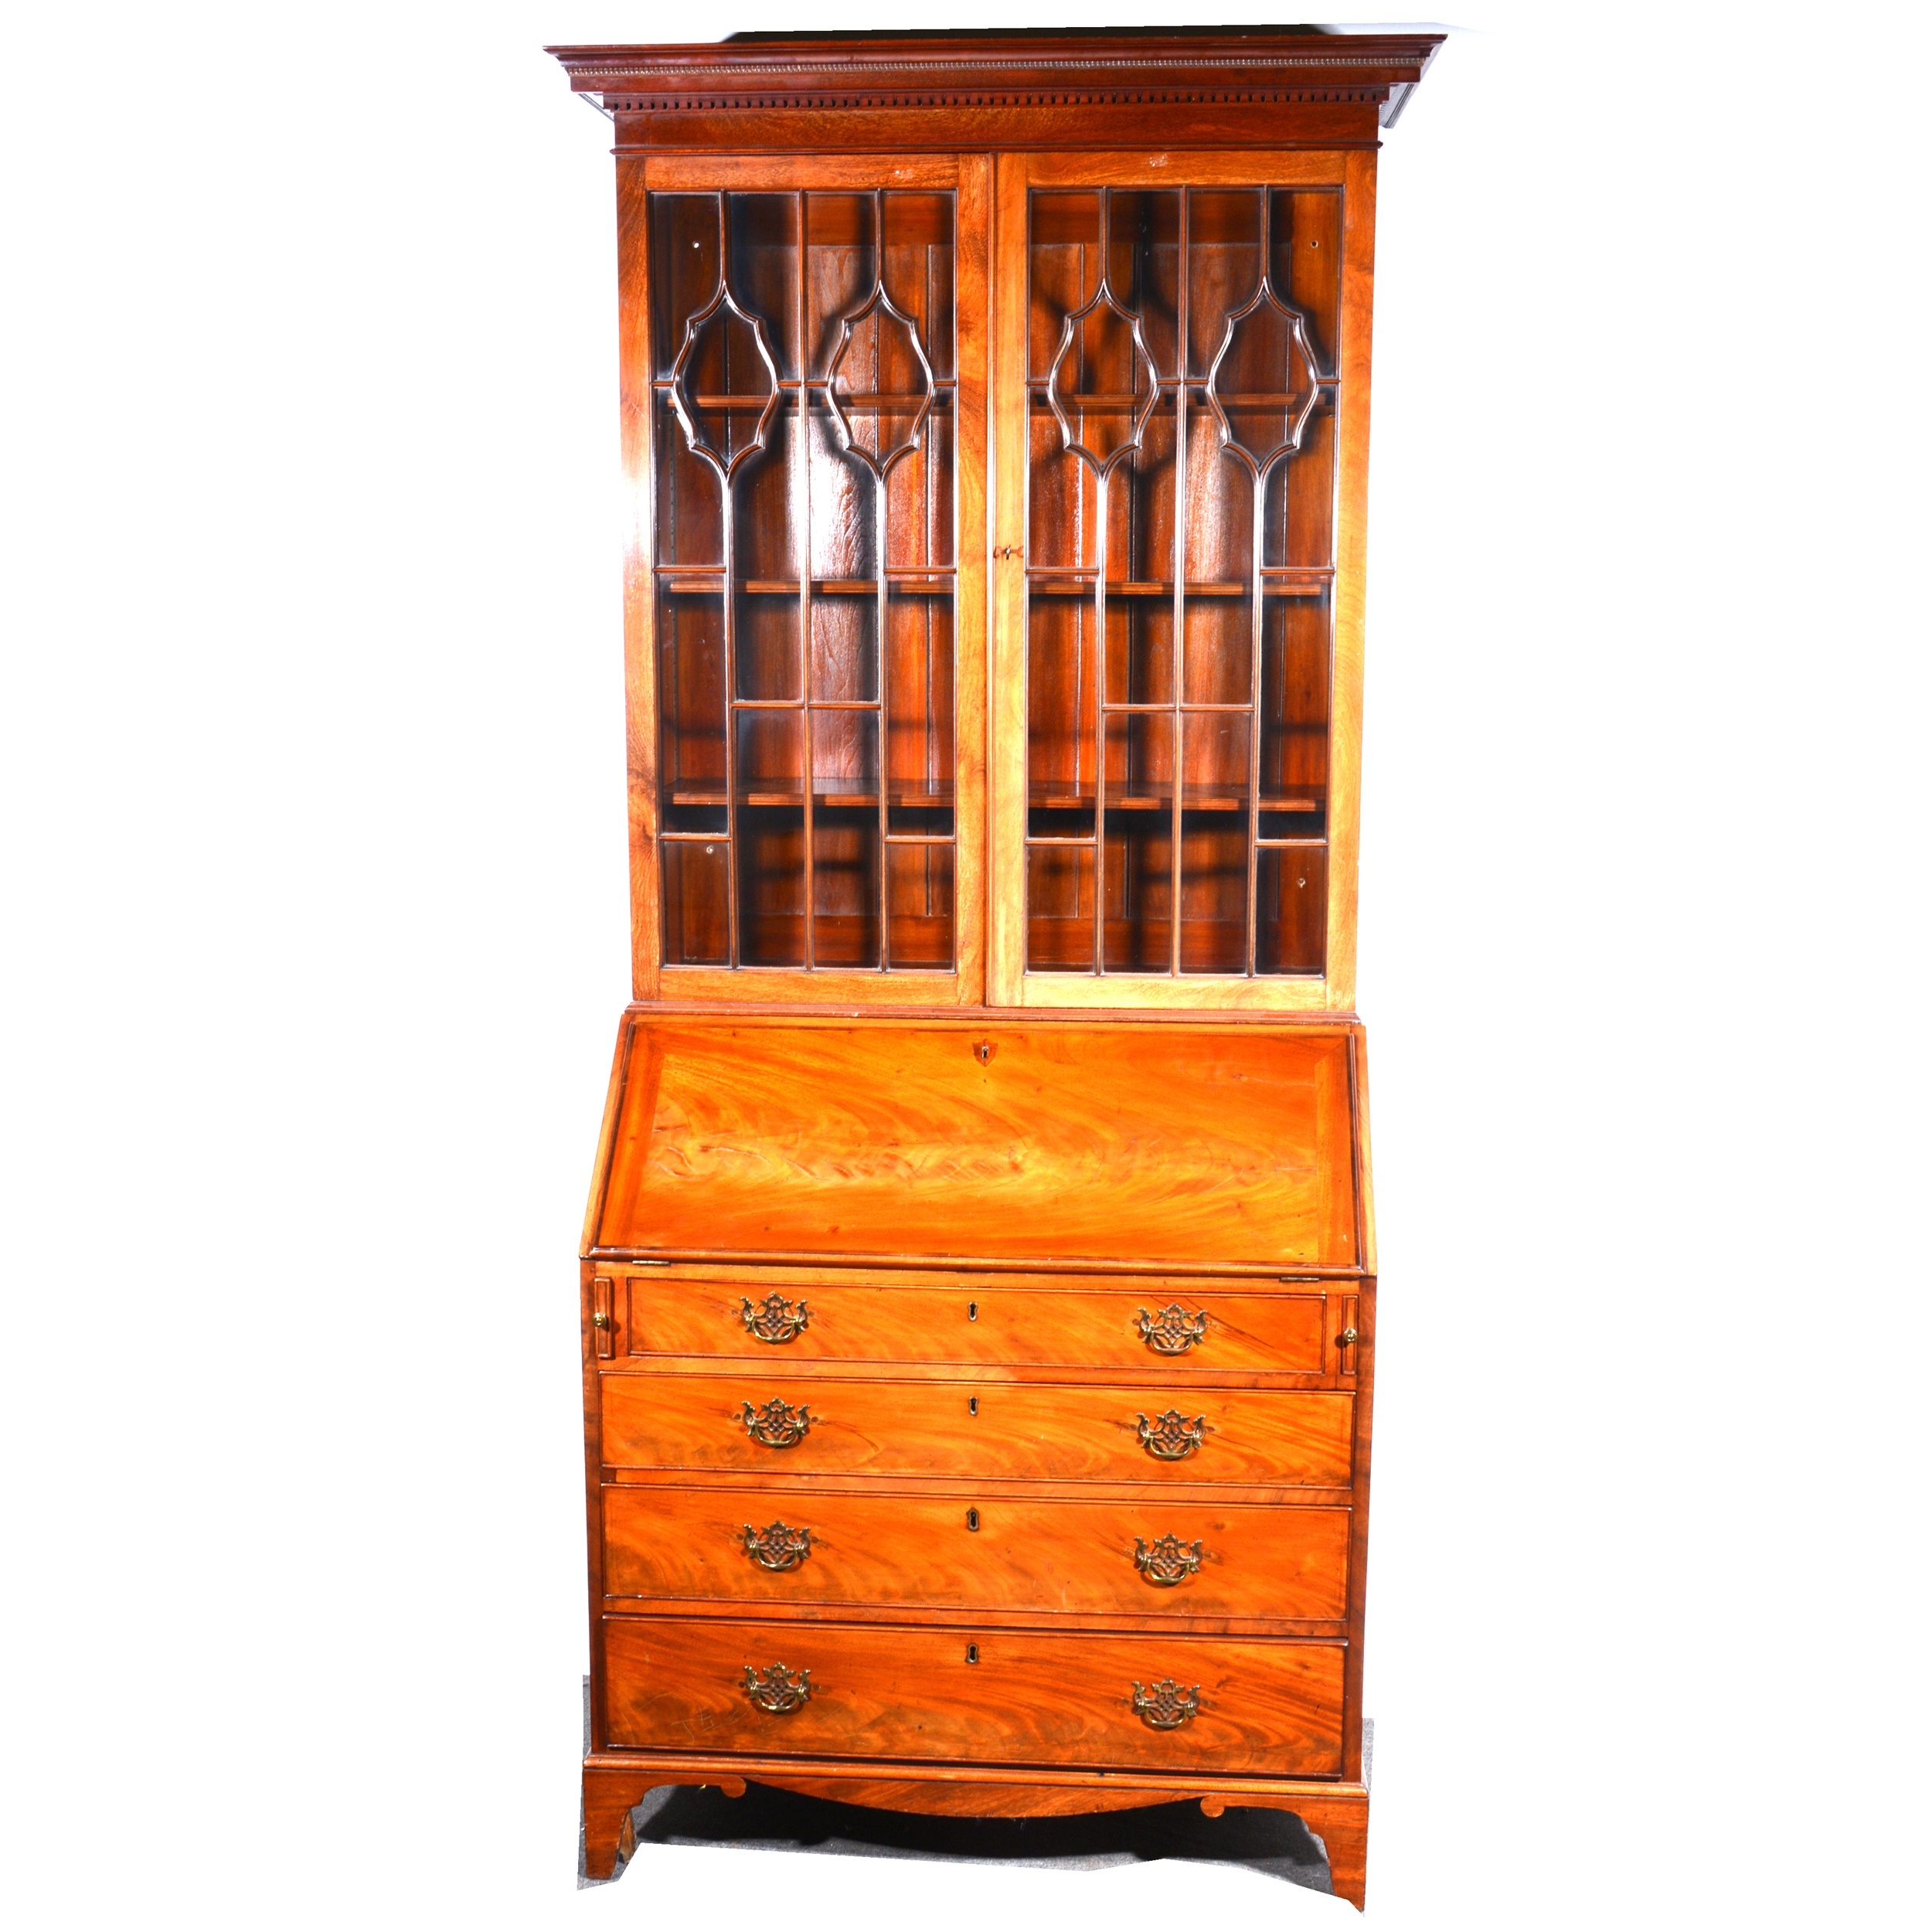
left=546, top=30, right=1445, bottom=130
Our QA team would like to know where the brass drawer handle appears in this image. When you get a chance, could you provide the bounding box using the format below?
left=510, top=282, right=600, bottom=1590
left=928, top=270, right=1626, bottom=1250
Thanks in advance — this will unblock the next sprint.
left=1337, top=1326, right=1359, bottom=1349
left=1134, top=1533, right=1205, bottom=1587
left=1135, top=1409, right=1206, bottom=1461
left=590, top=1311, right=611, bottom=1329
left=1136, top=1304, right=1208, bottom=1355
left=743, top=1520, right=814, bottom=1571
left=743, top=1663, right=811, bottom=1714
left=742, top=1293, right=811, bottom=1344
left=1132, top=1679, right=1200, bottom=1730
left=742, top=1397, right=813, bottom=1448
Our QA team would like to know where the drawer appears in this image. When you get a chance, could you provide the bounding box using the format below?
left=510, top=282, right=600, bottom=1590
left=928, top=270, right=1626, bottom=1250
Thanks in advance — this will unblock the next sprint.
left=604, top=1486, right=1350, bottom=1622
left=617, top=1273, right=1331, bottom=1376
left=604, top=1614, right=1345, bottom=1776
left=599, top=1373, right=1352, bottom=1487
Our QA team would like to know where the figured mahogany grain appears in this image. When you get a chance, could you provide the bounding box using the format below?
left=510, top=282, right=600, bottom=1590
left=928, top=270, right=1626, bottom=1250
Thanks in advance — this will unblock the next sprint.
left=599, top=1372, right=1352, bottom=1487
left=595, top=1014, right=1359, bottom=1268
left=602, top=1614, right=1345, bottom=1775
left=622, top=1274, right=1330, bottom=1376
left=603, top=1485, right=1349, bottom=1621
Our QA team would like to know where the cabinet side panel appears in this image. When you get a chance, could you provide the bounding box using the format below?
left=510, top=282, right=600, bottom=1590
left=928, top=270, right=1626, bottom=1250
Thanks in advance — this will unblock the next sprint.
left=1342, top=1276, right=1376, bottom=1783
left=618, top=157, right=662, bottom=999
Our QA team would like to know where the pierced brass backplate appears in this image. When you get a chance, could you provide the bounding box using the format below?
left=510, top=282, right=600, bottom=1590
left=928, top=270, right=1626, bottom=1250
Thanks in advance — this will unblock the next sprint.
left=743, top=1663, right=811, bottom=1714
left=1134, top=1533, right=1206, bottom=1587
left=1136, top=1304, right=1208, bottom=1355
left=742, top=1396, right=813, bottom=1448
left=1135, top=1410, right=1206, bottom=1461
left=1131, top=1679, right=1201, bottom=1730
left=742, top=1293, right=811, bottom=1345
left=743, top=1520, right=814, bottom=1571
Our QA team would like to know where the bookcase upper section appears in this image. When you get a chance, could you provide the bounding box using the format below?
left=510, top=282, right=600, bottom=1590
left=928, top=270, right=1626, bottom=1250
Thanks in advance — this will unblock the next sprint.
left=553, top=32, right=1440, bottom=1011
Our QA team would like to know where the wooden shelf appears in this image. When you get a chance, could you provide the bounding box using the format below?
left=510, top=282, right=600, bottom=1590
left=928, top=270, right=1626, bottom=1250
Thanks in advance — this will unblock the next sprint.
left=1026, top=386, right=1322, bottom=412
left=1029, top=786, right=1325, bottom=815
left=668, top=781, right=956, bottom=811
left=662, top=577, right=954, bottom=597
left=1026, top=578, right=1327, bottom=599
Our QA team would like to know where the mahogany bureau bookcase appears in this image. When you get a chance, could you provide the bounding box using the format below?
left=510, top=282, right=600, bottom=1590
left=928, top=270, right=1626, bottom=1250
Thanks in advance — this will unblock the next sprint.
left=547, top=29, right=1440, bottom=1910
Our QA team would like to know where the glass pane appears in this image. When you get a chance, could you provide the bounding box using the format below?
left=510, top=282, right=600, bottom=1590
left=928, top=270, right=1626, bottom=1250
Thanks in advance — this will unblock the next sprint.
left=661, top=839, right=730, bottom=965
left=1106, top=597, right=1172, bottom=707
left=1027, top=845, right=1094, bottom=973
left=811, top=592, right=877, bottom=705
left=811, top=710, right=877, bottom=810
left=1179, top=813, right=1248, bottom=974
left=1022, top=181, right=1338, bottom=982
left=1260, top=589, right=1331, bottom=815
left=735, top=590, right=799, bottom=702
left=658, top=588, right=725, bottom=806
left=1180, top=713, right=1252, bottom=975
left=811, top=811, right=879, bottom=967
left=651, top=187, right=954, bottom=978
left=1257, top=843, right=1326, bottom=975
left=1103, top=802, right=1173, bottom=973
left=1028, top=592, right=1093, bottom=821
left=887, top=844, right=954, bottom=970
left=886, top=398, right=954, bottom=570
left=654, top=399, right=722, bottom=569
left=740, top=807, right=804, bottom=966
left=886, top=590, right=954, bottom=832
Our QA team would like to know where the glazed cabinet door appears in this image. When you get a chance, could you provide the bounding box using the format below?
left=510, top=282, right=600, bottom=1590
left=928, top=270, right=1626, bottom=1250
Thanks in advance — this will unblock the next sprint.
left=989, top=152, right=1374, bottom=1009
left=623, top=156, right=989, bottom=1002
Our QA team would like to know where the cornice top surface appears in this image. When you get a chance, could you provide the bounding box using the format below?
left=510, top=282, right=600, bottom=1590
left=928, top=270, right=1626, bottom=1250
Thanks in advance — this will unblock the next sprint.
left=546, top=27, right=1446, bottom=90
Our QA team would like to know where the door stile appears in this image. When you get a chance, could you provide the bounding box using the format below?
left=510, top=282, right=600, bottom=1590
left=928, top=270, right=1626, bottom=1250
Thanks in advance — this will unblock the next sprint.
left=795, top=189, right=816, bottom=973
left=1326, top=150, right=1379, bottom=1012
left=617, top=155, right=662, bottom=1001
left=988, top=152, right=1032, bottom=1005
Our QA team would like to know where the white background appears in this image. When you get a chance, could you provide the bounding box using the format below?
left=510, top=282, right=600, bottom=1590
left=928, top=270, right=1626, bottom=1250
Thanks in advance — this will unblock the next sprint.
left=3, top=3, right=1925, bottom=1927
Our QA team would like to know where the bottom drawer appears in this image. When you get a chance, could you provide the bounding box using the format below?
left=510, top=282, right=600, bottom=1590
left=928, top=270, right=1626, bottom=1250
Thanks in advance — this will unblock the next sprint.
left=603, top=1615, right=1344, bottom=1776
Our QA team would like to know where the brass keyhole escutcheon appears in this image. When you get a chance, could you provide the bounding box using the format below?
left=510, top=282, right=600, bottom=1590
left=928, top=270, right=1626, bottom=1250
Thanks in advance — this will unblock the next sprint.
left=965, top=1644, right=979, bottom=1664
left=973, top=1040, right=995, bottom=1064
left=966, top=1508, right=980, bottom=1531
left=968, top=1301, right=978, bottom=1321
left=968, top=1396, right=978, bottom=1416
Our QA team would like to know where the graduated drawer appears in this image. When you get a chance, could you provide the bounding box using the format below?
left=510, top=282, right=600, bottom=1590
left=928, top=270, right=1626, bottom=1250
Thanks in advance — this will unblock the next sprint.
left=618, top=1272, right=1329, bottom=1375
left=604, top=1485, right=1350, bottom=1622
left=599, top=1372, right=1352, bottom=1487
left=603, top=1614, right=1345, bottom=1775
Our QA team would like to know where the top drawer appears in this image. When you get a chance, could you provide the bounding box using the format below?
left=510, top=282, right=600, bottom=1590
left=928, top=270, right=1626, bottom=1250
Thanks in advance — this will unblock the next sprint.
left=612, top=1271, right=1337, bottom=1377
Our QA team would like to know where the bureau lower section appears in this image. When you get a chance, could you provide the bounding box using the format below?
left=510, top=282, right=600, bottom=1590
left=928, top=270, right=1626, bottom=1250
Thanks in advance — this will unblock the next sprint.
left=603, top=1614, right=1346, bottom=1776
